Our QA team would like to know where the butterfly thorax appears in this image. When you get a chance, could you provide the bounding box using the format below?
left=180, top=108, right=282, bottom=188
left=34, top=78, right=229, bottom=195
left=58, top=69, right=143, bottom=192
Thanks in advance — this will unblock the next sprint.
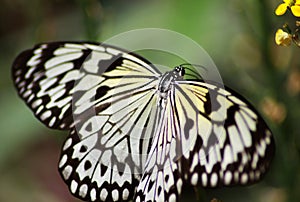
left=157, top=66, right=185, bottom=107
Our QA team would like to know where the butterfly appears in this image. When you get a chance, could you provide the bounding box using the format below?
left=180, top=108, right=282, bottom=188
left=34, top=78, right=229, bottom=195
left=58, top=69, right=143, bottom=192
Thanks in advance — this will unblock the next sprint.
left=12, top=41, right=275, bottom=202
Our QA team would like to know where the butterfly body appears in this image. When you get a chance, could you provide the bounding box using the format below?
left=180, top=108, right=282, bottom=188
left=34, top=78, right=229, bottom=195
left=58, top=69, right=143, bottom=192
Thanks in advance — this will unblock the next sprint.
left=157, top=66, right=185, bottom=108
left=12, top=42, right=275, bottom=202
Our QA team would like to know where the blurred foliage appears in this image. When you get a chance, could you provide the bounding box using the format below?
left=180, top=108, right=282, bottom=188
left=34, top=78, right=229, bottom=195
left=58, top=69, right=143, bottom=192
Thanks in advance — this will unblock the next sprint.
left=0, top=0, right=299, bottom=201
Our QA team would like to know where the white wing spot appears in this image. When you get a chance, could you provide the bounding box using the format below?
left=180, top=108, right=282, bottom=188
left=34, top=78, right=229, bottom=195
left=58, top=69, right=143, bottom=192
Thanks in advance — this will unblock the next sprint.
left=251, top=153, right=259, bottom=169
left=176, top=178, right=183, bottom=189
left=40, top=110, right=52, bottom=121
left=15, top=77, right=20, bottom=83
left=31, top=99, right=42, bottom=109
left=48, top=117, right=56, bottom=127
left=191, top=173, right=198, bottom=185
left=100, top=188, right=108, bottom=201
left=33, top=48, right=42, bottom=54
left=112, top=189, right=119, bottom=201
left=59, top=154, right=67, bottom=168
left=201, top=173, right=208, bottom=187
left=122, top=188, right=129, bottom=200
left=241, top=173, right=248, bottom=184
left=169, top=193, right=177, bottom=202
left=23, top=89, right=32, bottom=98
left=90, top=188, right=97, bottom=201
left=27, top=54, right=41, bottom=67
left=27, top=93, right=35, bottom=102
left=65, top=43, right=86, bottom=49
left=62, top=165, right=73, bottom=180
left=265, top=135, right=271, bottom=145
left=18, top=81, right=26, bottom=88
left=25, top=66, right=37, bottom=79
left=23, top=90, right=32, bottom=98
left=54, top=47, right=81, bottom=55
left=63, top=138, right=73, bottom=151
left=36, top=105, right=44, bottom=115
left=70, top=180, right=78, bottom=194
left=234, top=171, right=239, bottom=182
left=136, top=196, right=141, bottom=202
left=224, top=171, right=232, bottom=185
left=210, top=173, right=218, bottom=187
left=79, top=184, right=88, bottom=198
left=15, top=69, right=22, bottom=76
left=257, top=139, right=266, bottom=157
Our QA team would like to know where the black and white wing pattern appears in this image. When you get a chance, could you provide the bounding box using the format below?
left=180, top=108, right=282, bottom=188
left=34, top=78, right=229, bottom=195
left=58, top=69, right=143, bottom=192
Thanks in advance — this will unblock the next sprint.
left=134, top=78, right=274, bottom=201
left=12, top=41, right=275, bottom=202
left=13, top=41, right=162, bottom=201
left=174, top=81, right=274, bottom=187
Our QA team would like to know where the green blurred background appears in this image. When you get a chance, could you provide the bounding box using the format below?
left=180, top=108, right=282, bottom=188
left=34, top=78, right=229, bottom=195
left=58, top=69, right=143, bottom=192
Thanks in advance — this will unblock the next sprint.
left=0, top=0, right=299, bottom=201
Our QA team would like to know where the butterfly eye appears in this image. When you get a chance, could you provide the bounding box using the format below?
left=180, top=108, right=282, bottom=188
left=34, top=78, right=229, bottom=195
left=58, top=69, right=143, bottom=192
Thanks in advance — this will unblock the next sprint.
left=179, top=67, right=185, bottom=76
left=173, top=65, right=185, bottom=77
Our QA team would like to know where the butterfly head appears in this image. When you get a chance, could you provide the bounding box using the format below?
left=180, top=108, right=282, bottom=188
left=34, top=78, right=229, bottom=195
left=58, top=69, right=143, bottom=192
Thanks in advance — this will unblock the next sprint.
left=159, top=66, right=186, bottom=93
left=174, top=65, right=185, bottom=77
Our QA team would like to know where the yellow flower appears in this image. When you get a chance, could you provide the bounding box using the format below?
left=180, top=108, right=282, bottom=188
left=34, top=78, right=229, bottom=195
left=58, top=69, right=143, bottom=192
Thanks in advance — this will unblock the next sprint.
left=275, top=0, right=300, bottom=17
left=275, top=29, right=292, bottom=46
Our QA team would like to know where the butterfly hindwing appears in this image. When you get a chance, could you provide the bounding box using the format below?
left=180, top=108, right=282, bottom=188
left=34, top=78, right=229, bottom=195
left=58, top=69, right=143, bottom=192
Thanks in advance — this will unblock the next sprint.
left=174, top=81, right=275, bottom=187
left=59, top=129, right=140, bottom=201
left=135, top=79, right=274, bottom=202
left=134, top=87, right=184, bottom=202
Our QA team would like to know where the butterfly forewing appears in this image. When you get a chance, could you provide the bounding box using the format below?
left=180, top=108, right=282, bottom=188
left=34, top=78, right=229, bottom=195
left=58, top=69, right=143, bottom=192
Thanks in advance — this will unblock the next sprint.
left=13, top=42, right=93, bottom=129
left=12, top=42, right=161, bottom=130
